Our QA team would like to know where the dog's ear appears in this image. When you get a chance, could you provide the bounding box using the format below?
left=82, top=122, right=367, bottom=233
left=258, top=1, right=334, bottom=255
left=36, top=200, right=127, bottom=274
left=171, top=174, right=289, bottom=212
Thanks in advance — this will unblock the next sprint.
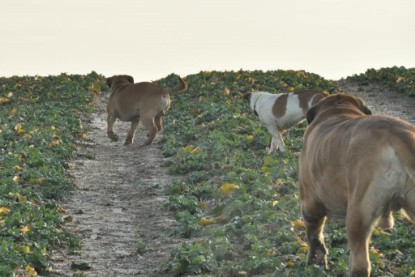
left=126, top=75, right=134, bottom=84
left=362, top=105, right=372, bottom=115
left=106, top=77, right=113, bottom=88
left=243, top=93, right=251, bottom=102
left=358, top=99, right=372, bottom=115
left=306, top=105, right=317, bottom=124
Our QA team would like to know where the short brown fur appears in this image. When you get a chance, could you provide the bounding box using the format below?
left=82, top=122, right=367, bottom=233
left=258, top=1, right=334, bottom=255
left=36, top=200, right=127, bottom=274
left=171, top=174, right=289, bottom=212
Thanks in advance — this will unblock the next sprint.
left=106, top=75, right=187, bottom=146
left=297, top=89, right=327, bottom=113
left=299, top=93, right=415, bottom=277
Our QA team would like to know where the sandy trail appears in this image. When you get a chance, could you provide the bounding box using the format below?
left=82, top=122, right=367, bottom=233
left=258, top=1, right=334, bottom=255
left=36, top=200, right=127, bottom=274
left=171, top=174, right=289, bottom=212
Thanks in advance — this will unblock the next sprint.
left=50, top=94, right=183, bottom=276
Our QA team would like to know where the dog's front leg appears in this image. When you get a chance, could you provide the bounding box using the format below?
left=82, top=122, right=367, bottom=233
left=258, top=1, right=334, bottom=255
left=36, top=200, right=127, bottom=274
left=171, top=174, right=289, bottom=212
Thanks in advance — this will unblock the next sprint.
left=107, top=113, right=119, bottom=142
left=125, top=118, right=140, bottom=145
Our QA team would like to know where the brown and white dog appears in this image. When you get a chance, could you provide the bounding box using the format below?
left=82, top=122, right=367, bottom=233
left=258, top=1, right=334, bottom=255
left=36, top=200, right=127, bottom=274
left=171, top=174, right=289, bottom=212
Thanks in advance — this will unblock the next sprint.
left=299, top=93, right=415, bottom=277
left=106, top=75, right=187, bottom=146
left=244, top=89, right=327, bottom=153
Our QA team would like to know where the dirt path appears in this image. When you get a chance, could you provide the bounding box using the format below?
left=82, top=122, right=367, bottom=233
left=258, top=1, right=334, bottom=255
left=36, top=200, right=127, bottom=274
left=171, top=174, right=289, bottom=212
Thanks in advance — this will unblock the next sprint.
left=337, top=79, right=415, bottom=124
left=49, top=80, right=414, bottom=277
left=50, top=93, right=185, bottom=276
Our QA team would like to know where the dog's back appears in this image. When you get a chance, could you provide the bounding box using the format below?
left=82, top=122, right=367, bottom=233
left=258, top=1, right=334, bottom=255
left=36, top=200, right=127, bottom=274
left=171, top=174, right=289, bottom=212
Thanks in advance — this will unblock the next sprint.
left=302, top=112, right=415, bottom=219
left=255, top=89, right=326, bottom=130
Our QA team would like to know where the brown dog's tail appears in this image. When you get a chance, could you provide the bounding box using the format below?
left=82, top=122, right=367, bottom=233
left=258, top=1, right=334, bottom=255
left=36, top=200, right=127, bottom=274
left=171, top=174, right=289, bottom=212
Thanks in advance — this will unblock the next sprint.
left=167, top=77, right=188, bottom=94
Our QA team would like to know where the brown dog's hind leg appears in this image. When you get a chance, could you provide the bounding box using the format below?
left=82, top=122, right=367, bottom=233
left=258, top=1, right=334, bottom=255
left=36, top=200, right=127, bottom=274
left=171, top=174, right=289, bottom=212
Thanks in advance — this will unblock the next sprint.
left=302, top=200, right=328, bottom=268
left=346, top=204, right=374, bottom=277
left=107, top=113, right=119, bottom=142
left=124, top=118, right=140, bottom=145
left=155, top=112, right=164, bottom=131
left=403, top=187, right=415, bottom=222
left=141, top=116, right=158, bottom=145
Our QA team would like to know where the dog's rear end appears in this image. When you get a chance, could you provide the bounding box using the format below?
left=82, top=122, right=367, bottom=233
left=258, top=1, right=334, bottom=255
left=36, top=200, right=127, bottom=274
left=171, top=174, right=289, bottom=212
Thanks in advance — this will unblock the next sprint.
left=106, top=75, right=187, bottom=146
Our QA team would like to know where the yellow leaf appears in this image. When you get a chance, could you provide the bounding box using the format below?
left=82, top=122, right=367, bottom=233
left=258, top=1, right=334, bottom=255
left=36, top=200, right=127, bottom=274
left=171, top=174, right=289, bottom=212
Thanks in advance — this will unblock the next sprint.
left=396, top=76, right=405, bottom=83
left=272, top=200, right=279, bottom=207
left=246, top=135, right=254, bottom=141
left=287, top=260, right=295, bottom=267
left=22, top=245, right=31, bottom=254
left=224, top=87, right=230, bottom=95
left=0, top=97, right=9, bottom=104
left=25, top=265, right=38, bottom=276
left=81, top=132, right=87, bottom=140
left=199, top=217, right=215, bottom=226
left=14, top=165, right=23, bottom=171
left=292, top=220, right=306, bottom=228
left=0, top=207, right=10, bottom=214
left=11, top=193, right=27, bottom=203
left=49, top=139, right=60, bottom=146
left=299, top=245, right=309, bottom=253
left=14, top=123, right=24, bottom=135
left=21, top=225, right=31, bottom=235
left=88, top=85, right=101, bottom=94
left=180, top=145, right=194, bottom=154
left=13, top=175, right=21, bottom=183
left=261, top=166, right=271, bottom=174
left=220, top=183, right=239, bottom=195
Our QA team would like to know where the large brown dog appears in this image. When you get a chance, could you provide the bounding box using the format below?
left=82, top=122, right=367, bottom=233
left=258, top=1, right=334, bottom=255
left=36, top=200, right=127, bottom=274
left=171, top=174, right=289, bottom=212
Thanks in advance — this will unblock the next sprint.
left=106, top=75, right=187, bottom=145
left=299, top=94, right=415, bottom=277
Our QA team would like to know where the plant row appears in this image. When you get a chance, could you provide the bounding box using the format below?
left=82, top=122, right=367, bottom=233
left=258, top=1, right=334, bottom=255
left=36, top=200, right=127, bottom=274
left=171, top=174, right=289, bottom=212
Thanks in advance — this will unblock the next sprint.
left=350, top=66, right=415, bottom=96
left=0, top=72, right=106, bottom=275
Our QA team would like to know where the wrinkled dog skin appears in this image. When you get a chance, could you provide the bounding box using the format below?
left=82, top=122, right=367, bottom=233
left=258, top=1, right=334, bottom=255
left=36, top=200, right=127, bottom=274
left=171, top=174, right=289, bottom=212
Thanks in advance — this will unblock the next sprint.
left=299, top=93, right=415, bottom=277
left=106, top=75, right=187, bottom=146
left=244, top=89, right=327, bottom=153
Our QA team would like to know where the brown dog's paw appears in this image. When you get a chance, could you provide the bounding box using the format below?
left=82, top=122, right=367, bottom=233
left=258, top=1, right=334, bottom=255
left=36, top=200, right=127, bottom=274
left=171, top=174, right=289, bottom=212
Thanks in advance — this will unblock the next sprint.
left=124, top=138, right=134, bottom=145
left=108, top=132, right=119, bottom=142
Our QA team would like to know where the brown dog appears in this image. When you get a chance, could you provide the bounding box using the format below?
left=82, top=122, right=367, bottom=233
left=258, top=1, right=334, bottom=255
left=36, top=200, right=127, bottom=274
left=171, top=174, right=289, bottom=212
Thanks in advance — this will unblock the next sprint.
left=106, top=75, right=187, bottom=145
left=299, top=94, right=415, bottom=277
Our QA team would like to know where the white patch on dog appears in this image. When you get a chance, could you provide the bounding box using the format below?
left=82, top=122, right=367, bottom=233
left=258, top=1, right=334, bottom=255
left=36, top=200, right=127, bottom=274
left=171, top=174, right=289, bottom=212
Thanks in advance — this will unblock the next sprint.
left=246, top=89, right=326, bottom=153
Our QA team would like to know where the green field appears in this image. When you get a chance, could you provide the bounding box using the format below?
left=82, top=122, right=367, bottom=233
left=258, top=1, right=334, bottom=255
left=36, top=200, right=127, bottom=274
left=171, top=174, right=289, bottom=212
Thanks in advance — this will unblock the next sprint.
left=0, top=67, right=414, bottom=276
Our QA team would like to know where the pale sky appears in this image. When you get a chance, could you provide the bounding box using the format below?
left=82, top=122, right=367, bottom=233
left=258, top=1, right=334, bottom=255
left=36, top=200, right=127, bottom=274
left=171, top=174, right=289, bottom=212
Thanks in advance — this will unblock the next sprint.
left=1, top=0, right=414, bottom=81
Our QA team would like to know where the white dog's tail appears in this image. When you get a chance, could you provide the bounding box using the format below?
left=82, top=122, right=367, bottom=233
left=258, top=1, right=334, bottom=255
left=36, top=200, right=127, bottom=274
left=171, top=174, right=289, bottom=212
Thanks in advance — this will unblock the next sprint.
left=167, top=76, right=188, bottom=94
